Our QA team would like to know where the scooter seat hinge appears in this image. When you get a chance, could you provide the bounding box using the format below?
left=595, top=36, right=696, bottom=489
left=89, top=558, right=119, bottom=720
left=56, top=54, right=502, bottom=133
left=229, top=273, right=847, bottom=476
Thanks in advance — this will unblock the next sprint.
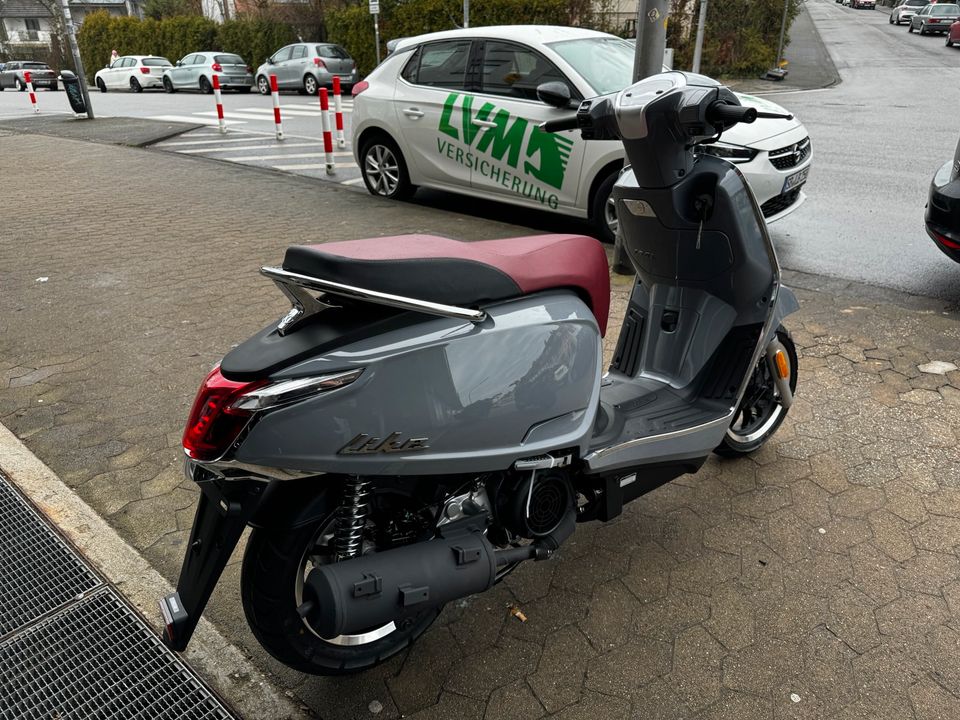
left=513, top=454, right=572, bottom=471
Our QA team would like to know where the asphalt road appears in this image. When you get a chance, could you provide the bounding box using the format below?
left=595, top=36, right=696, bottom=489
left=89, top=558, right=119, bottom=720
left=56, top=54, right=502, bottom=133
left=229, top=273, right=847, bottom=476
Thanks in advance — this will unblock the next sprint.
left=769, top=0, right=960, bottom=300
left=2, top=0, right=959, bottom=299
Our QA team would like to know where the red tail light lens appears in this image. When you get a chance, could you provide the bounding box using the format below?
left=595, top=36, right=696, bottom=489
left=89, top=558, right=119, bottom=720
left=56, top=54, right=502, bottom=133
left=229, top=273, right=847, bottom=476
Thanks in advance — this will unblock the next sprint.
left=140, top=67, right=150, bottom=74
left=313, top=57, right=327, bottom=69
left=212, top=62, right=223, bottom=72
left=352, top=80, right=369, bottom=96
left=182, top=366, right=267, bottom=461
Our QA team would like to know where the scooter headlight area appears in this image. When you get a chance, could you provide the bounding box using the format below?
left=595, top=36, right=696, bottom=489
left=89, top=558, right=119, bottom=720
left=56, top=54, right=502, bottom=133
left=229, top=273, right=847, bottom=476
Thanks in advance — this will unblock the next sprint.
left=164, top=71, right=800, bottom=676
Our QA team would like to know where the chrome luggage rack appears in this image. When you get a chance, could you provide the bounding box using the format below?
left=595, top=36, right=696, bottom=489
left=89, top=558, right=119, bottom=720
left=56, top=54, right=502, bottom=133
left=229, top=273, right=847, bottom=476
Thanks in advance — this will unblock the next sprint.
left=261, top=266, right=487, bottom=336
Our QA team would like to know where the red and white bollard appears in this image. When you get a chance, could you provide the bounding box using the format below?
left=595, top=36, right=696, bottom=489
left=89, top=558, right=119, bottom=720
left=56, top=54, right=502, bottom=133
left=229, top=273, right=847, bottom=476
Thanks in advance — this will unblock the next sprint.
left=332, top=77, right=346, bottom=149
left=24, top=70, right=39, bottom=114
left=270, top=74, right=284, bottom=141
left=319, top=88, right=335, bottom=175
left=211, top=74, right=226, bottom=134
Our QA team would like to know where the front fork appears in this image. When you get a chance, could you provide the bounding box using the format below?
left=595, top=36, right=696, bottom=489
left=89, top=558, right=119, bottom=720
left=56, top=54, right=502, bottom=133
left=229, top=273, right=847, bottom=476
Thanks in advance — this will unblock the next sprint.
left=160, top=469, right=265, bottom=651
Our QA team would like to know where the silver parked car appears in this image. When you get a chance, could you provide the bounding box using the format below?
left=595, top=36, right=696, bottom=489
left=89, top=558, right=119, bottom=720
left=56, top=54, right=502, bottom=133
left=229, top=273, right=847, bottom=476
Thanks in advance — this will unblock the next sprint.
left=163, top=52, right=252, bottom=94
left=910, top=2, right=960, bottom=33
left=891, top=0, right=929, bottom=24
left=254, top=42, right=359, bottom=96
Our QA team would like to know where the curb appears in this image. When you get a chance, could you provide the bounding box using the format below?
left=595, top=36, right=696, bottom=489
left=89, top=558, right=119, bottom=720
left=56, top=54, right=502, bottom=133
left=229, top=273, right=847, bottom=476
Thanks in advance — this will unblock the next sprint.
left=0, top=421, right=313, bottom=720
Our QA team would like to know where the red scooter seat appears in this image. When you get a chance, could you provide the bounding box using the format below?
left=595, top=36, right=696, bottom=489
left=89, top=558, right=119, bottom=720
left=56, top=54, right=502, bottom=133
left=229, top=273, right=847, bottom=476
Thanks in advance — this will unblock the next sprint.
left=283, top=234, right=611, bottom=335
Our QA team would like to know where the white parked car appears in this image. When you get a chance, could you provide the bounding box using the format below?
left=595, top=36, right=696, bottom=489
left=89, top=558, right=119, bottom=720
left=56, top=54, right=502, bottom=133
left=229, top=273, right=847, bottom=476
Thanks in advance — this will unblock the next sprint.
left=95, top=55, right=172, bottom=93
left=351, top=26, right=812, bottom=241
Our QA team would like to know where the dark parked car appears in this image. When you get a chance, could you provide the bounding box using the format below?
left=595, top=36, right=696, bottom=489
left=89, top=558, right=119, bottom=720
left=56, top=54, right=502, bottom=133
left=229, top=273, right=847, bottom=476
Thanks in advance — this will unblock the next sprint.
left=926, top=136, right=960, bottom=261
left=0, top=60, right=58, bottom=91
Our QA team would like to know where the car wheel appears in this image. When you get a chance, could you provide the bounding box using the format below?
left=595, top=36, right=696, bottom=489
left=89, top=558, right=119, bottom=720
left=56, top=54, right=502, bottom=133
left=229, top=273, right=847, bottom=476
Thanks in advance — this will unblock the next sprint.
left=948, top=35, right=955, bottom=47
left=130, top=77, right=142, bottom=93
left=908, top=22, right=914, bottom=32
left=163, top=76, right=176, bottom=93
left=97, top=77, right=107, bottom=93
left=591, top=170, right=620, bottom=244
left=15, top=78, right=25, bottom=91
left=199, top=75, right=213, bottom=95
left=303, top=74, right=318, bottom=96
left=257, top=75, right=270, bottom=95
left=50, top=83, right=58, bottom=91
left=360, top=135, right=415, bottom=200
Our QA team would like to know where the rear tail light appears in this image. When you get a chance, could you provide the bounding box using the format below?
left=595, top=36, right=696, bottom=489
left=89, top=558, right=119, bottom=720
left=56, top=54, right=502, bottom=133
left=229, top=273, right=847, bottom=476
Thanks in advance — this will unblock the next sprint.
left=933, top=229, right=960, bottom=249
left=314, top=57, right=327, bottom=69
left=212, top=62, right=223, bottom=72
left=182, top=366, right=267, bottom=461
left=140, top=67, right=150, bottom=74
left=352, top=80, right=369, bottom=96
left=182, top=367, right=363, bottom=461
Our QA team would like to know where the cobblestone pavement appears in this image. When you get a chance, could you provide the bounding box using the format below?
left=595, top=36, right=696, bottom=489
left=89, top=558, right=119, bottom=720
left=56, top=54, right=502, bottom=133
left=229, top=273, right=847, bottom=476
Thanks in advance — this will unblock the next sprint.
left=4, top=130, right=960, bottom=719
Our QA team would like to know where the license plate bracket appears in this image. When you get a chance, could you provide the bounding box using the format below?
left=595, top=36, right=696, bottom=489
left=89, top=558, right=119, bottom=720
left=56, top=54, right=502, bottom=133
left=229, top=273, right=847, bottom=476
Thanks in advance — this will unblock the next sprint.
left=783, top=166, right=809, bottom=193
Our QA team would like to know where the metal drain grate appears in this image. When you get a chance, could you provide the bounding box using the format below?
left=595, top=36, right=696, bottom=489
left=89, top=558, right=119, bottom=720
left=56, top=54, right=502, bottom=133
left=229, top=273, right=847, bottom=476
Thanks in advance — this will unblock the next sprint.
left=0, top=586, right=234, bottom=720
left=0, top=477, right=101, bottom=636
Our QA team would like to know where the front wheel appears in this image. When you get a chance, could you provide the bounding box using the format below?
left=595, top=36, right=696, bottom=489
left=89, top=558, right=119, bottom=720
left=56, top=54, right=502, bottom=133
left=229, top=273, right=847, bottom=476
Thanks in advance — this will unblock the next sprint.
left=303, top=74, right=318, bottom=96
left=360, top=135, right=415, bottom=200
left=15, top=78, right=25, bottom=91
left=163, top=76, right=176, bottom=93
left=241, top=486, right=441, bottom=675
left=97, top=77, right=107, bottom=93
left=591, top=170, right=620, bottom=244
left=715, top=327, right=798, bottom=457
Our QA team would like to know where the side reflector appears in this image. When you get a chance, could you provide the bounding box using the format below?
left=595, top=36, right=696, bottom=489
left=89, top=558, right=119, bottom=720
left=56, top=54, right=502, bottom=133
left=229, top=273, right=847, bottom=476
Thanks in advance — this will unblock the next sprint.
left=774, top=350, right=790, bottom=379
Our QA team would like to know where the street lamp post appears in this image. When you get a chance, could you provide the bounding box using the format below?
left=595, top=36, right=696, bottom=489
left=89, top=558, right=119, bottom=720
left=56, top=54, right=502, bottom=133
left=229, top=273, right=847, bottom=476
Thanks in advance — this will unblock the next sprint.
left=691, top=0, right=709, bottom=74
left=58, top=0, right=94, bottom=119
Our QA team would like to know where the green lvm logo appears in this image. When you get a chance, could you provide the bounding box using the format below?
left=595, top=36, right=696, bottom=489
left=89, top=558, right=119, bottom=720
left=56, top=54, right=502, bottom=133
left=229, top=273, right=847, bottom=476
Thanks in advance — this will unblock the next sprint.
left=436, top=92, right=574, bottom=210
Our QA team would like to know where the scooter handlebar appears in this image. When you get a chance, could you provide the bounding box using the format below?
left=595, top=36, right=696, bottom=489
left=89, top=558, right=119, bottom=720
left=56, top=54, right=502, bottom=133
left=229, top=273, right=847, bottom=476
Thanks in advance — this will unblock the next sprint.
left=706, top=103, right=758, bottom=125
left=539, top=115, right=580, bottom=133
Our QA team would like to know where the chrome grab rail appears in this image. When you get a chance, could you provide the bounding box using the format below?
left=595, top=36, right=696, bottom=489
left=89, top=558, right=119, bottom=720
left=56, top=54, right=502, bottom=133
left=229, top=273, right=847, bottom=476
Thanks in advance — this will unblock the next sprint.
left=260, top=266, right=487, bottom=335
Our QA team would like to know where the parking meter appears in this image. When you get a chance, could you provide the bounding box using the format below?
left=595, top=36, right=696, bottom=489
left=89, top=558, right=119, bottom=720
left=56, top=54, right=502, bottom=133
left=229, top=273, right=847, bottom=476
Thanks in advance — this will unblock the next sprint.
left=59, top=70, right=88, bottom=116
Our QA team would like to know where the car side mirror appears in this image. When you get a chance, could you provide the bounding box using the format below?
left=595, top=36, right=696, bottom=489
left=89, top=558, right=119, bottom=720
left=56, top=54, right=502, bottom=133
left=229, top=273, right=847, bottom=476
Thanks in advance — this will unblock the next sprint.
left=537, top=81, right=572, bottom=109
left=267, top=57, right=275, bottom=65
left=175, top=61, right=182, bottom=67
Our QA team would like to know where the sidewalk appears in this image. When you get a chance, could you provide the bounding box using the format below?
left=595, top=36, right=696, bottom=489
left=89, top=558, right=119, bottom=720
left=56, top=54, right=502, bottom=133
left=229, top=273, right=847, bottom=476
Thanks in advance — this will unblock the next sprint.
left=4, top=126, right=960, bottom=719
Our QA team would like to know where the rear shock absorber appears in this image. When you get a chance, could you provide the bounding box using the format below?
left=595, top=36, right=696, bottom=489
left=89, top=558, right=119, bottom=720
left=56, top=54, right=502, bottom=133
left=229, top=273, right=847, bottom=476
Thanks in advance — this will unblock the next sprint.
left=335, top=477, right=371, bottom=561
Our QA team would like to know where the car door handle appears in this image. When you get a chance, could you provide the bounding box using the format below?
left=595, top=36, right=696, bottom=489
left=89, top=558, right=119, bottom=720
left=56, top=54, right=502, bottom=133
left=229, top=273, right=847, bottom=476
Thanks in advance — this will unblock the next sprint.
left=472, top=120, right=498, bottom=129
left=403, top=107, right=425, bottom=119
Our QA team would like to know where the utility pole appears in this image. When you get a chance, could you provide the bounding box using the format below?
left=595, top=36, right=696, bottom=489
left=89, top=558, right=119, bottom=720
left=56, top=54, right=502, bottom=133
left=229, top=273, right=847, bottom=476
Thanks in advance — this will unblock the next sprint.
left=463, top=0, right=469, bottom=28
left=58, top=0, right=94, bottom=119
left=613, top=0, right=669, bottom=274
left=691, top=0, right=708, bottom=74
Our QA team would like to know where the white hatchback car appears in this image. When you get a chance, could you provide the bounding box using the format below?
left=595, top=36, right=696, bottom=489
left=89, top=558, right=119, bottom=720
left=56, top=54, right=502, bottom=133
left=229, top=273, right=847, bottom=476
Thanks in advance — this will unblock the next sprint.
left=95, top=55, right=172, bottom=93
left=352, top=26, right=812, bottom=241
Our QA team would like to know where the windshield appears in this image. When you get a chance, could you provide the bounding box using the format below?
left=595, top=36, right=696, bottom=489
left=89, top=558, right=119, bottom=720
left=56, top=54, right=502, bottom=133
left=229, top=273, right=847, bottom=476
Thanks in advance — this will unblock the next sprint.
left=905, top=0, right=928, bottom=5
left=545, top=37, right=634, bottom=95
left=316, top=45, right=350, bottom=59
left=143, top=57, right=172, bottom=67
left=932, top=4, right=959, bottom=13
left=24, top=62, right=48, bottom=70
left=214, top=54, right=244, bottom=65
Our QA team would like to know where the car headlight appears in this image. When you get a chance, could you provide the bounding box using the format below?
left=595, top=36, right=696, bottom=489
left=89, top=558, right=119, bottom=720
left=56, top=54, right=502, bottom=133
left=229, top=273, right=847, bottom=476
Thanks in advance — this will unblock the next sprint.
left=696, top=143, right=758, bottom=164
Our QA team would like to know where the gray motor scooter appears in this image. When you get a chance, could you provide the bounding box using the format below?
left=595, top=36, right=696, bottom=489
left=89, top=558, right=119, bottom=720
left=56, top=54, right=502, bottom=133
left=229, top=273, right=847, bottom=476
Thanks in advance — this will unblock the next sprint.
left=161, top=71, right=799, bottom=675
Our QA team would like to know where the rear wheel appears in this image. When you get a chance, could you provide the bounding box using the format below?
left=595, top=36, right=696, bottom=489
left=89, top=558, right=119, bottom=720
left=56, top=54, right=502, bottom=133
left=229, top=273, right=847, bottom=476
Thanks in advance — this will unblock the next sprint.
left=199, top=75, right=212, bottom=95
left=257, top=75, right=270, bottom=95
left=97, top=77, right=107, bottom=93
left=303, top=74, right=318, bottom=96
left=716, top=327, right=798, bottom=457
left=15, top=78, right=25, bottom=91
left=163, top=76, right=176, bottom=93
left=360, top=135, right=415, bottom=200
left=241, top=484, right=441, bottom=675
left=130, top=77, right=142, bottom=93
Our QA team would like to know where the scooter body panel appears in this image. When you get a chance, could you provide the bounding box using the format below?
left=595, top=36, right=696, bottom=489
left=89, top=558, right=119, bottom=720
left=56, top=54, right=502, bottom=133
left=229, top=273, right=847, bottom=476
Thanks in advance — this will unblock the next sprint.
left=233, top=291, right=603, bottom=476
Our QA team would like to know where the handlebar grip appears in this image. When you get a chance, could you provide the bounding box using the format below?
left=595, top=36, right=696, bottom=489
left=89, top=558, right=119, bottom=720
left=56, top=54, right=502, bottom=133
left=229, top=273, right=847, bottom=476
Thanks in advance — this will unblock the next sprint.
left=706, top=103, right=758, bottom=125
left=540, top=116, right=579, bottom=133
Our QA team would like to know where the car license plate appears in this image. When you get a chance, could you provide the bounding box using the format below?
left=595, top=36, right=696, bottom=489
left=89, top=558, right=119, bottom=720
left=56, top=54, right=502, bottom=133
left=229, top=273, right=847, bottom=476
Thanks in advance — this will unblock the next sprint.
left=783, top=166, right=809, bottom=193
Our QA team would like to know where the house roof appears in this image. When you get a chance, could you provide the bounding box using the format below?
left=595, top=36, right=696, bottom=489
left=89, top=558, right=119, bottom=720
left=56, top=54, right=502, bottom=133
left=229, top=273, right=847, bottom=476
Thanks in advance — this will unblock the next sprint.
left=1, top=0, right=128, bottom=17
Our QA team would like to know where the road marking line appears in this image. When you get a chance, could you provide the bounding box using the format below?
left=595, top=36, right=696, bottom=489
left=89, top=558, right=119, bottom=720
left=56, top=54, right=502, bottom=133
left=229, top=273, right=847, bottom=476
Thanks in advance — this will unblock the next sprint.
left=227, top=152, right=354, bottom=162
left=235, top=107, right=326, bottom=117
left=194, top=110, right=289, bottom=121
left=158, top=136, right=282, bottom=147
left=177, top=142, right=326, bottom=154
left=148, top=114, right=246, bottom=126
left=271, top=162, right=360, bottom=171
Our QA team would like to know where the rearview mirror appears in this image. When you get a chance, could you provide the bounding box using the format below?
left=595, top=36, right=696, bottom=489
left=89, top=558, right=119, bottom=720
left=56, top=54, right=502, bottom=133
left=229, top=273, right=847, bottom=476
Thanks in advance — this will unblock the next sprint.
left=175, top=61, right=182, bottom=67
left=537, top=81, right=572, bottom=109
left=266, top=57, right=275, bottom=65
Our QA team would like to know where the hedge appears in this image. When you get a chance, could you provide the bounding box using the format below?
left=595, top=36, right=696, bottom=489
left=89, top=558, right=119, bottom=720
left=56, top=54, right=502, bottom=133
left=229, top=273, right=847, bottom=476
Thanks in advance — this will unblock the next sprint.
left=77, top=12, right=296, bottom=83
left=327, top=0, right=569, bottom=77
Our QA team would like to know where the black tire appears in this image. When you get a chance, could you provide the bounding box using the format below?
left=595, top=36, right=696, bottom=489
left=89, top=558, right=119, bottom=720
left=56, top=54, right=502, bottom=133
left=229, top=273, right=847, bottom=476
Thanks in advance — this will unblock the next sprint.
left=908, top=22, right=914, bottom=32
left=199, top=75, right=212, bottom=95
left=360, top=134, right=416, bottom=200
left=241, top=487, right=441, bottom=675
left=163, top=76, right=176, bottom=93
left=257, top=75, right=270, bottom=95
left=16, top=78, right=25, bottom=92
left=130, top=77, right=142, bottom=93
left=715, top=327, right=798, bottom=457
left=948, top=35, right=955, bottom=47
left=591, top=170, right=620, bottom=244
left=50, top=83, right=58, bottom=91
left=97, top=77, right=107, bottom=93
left=919, top=24, right=926, bottom=35
left=303, top=73, right=318, bottom=96
left=889, top=14, right=893, bottom=23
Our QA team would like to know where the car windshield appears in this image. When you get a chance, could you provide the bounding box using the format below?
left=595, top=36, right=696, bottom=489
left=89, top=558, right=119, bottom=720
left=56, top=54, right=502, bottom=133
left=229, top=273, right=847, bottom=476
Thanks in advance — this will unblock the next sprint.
left=905, top=0, right=927, bottom=5
left=316, top=45, right=349, bottom=59
left=545, top=37, right=634, bottom=95
left=214, top=54, right=244, bottom=65
left=143, top=57, right=172, bottom=67
left=24, top=62, right=48, bottom=70
left=932, top=4, right=959, bottom=13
